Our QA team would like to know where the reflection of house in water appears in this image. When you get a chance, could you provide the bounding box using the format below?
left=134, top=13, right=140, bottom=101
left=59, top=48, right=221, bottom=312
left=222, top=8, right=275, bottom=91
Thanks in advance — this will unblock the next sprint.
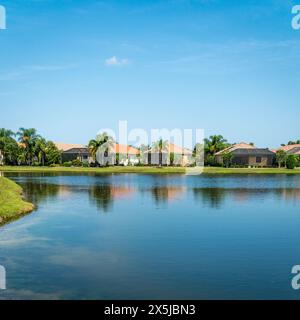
left=88, top=184, right=135, bottom=213
left=149, top=186, right=186, bottom=204
left=193, top=187, right=300, bottom=209
left=277, top=188, right=300, bottom=202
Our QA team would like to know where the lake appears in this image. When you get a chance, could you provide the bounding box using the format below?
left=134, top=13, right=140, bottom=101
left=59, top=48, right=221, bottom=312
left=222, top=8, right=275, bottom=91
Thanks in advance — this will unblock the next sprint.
left=0, top=173, right=300, bottom=300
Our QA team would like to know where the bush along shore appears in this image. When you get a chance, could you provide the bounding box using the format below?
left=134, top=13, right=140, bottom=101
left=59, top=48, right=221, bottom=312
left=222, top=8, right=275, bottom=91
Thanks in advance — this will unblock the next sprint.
left=0, top=177, right=34, bottom=225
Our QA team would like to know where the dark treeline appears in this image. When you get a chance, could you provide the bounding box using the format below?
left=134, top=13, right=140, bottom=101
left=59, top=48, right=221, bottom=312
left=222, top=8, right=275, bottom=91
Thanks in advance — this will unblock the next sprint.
left=0, top=128, right=60, bottom=166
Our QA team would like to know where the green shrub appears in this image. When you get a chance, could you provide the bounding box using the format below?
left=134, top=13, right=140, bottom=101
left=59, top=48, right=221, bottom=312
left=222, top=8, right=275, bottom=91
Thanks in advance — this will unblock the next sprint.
left=82, top=162, right=89, bottom=168
left=71, top=159, right=83, bottom=167
left=286, top=155, right=296, bottom=170
left=63, top=161, right=72, bottom=167
left=297, top=156, right=300, bottom=168
left=49, top=163, right=59, bottom=167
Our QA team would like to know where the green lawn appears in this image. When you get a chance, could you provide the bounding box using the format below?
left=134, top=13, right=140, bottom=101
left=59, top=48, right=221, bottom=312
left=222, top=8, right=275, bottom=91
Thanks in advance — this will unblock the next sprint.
left=0, top=177, right=34, bottom=225
left=1, top=166, right=300, bottom=174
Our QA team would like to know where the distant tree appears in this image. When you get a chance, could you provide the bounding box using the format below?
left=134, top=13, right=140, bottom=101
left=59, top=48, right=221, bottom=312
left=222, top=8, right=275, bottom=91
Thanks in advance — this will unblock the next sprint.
left=45, top=141, right=60, bottom=165
left=88, top=132, right=114, bottom=164
left=286, top=154, right=297, bottom=170
left=169, top=152, right=175, bottom=166
left=283, top=140, right=300, bottom=146
left=276, top=150, right=287, bottom=168
left=35, top=138, right=47, bottom=166
left=17, top=128, right=41, bottom=165
left=0, top=129, right=19, bottom=165
left=204, top=135, right=229, bottom=156
left=152, top=139, right=169, bottom=166
left=204, top=135, right=230, bottom=166
left=0, top=128, right=15, bottom=139
left=140, top=144, right=150, bottom=165
left=222, top=151, right=233, bottom=168
left=296, top=155, right=300, bottom=168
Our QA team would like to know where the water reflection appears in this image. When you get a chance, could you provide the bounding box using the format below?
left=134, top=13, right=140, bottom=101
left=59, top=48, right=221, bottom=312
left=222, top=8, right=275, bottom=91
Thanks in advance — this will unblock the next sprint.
left=20, top=182, right=61, bottom=205
left=1, top=174, right=300, bottom=300
left=149, top=186, right=186, bottom=204
left=193, top=188, right=227, bottom=209
left=88, top=185, right=134, bottom=212
left=193, top=188, right=300, bottom=208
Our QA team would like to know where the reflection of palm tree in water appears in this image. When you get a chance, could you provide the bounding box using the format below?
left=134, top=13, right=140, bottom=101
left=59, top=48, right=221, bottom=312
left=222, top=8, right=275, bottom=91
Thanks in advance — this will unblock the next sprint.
left=151, top=186, right=185, bottom=204
left=89, top=185, right=113, bottom=213
left=193, top=188, right=226, bottom=209
left=19, top=181, right=60, bottom=205
left=89, top=184, right=135, bottom=213
left=193, top=188, right=300, bottom=209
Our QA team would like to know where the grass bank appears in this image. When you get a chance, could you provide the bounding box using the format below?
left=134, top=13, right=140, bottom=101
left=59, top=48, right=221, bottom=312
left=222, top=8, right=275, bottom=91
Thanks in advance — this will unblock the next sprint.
left=1, top=166, right=300, bottom=174
left=0, top=177, right=34, bottom=225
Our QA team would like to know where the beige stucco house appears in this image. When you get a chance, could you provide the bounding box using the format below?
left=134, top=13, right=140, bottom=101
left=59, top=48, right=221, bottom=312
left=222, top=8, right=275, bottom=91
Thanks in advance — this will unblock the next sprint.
left=215, top=142, right=275, bottom=167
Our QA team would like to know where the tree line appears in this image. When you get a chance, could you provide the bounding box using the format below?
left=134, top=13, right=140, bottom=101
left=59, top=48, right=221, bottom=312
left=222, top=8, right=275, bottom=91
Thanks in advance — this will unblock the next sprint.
left=1, top=128, right=299, bottom=168
left=0, top=128, right=60, bottom=166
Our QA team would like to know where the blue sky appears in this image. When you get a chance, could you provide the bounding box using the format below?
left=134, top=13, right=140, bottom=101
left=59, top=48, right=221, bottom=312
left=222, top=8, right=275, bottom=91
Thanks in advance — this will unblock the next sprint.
left=0, top=0, right=299, bottom=147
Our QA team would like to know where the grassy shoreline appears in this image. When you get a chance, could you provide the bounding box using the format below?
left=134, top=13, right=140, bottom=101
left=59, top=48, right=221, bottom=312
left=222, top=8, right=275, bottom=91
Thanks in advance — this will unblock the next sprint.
left=0, top=177, right=35, bottom=225
left=1, top=166, right=300, bottom=174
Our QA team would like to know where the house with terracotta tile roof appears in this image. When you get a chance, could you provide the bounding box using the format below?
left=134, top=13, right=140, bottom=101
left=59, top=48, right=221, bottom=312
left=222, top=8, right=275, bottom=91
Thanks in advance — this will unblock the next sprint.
left=143, top=143, right=193, bottom=166
left=96, top=143, right=140, bottom=166
left=55, top=143, right=92, bottom=164
left=273, top=144, right=300, bottom=155
left=215, top=142, right=275, bottom=167
left=55, top=143, right=86, bottom=152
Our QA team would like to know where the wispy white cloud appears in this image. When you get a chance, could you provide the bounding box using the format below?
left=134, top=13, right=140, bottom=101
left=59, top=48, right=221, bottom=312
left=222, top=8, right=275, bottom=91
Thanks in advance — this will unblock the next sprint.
left=0, top=63, right=76, bottom=81
left=23, top=64, right=76, bottom=71
left=105, top=56, right=130, bottom=67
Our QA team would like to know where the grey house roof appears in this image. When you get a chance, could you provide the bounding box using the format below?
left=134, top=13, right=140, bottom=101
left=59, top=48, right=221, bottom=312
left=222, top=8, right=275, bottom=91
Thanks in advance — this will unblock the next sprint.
left=62, top=148, right=89, bottom=155
left=231, top=148, right=275, bottom=156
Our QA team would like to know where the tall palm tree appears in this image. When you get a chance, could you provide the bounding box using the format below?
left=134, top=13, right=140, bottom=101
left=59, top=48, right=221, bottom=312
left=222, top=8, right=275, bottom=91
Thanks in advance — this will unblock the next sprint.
left=17, top=128, right=40, bottom=165
left=35, top=138, right=47, bottom=166
left=88, top=132, right=115, bottom=164
left=152, top=139, right=169, bottom=166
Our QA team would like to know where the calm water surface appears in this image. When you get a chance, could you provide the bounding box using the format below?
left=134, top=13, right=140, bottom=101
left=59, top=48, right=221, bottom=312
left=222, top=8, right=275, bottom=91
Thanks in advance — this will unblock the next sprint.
left=0, top=173, right=300, bottom=299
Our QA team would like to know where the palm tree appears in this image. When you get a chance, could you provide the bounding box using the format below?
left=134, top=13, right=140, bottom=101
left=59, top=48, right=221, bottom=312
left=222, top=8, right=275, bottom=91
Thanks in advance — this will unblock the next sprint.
left=88, top=132, right=114, bottom=164
left=204, top=135, right=229, bottom=156
left=152, top=139, right=169, bottom=166
left=0, top=129, right=18, bottom=165
left=0, top=128, right=15, bottom=138
left=17, top=128, right=40, bottom=165
left=276, top=150, right=287, bottom=168
left=35, top=138, right=47, bottom=166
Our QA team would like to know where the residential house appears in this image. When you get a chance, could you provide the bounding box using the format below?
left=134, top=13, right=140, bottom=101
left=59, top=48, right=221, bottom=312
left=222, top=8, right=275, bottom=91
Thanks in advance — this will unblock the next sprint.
left=215, top=142, right=275, bottom=167
left=274, top=144, right=300, bottom=156
left=143, top=143, right=193, bottom=166
left=96, top=143, right=140, bottom=166
left=55, top=143, right=92, bottom=164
